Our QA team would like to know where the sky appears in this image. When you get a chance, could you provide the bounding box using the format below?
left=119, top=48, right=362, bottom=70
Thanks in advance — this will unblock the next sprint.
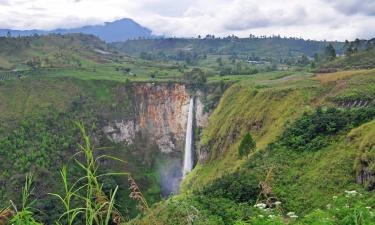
left=0, top=0, right=374, bottom=41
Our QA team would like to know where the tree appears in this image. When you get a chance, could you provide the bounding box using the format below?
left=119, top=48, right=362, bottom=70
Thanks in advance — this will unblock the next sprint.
left=345, top=44, right=354, bottom=57
left=238, top=133, right=256, bottom=159
left=324, top=44, right=336, bottom=60
left=298, top=54, right=309, bottom=66
left=216, top=57, right=223, bottom=66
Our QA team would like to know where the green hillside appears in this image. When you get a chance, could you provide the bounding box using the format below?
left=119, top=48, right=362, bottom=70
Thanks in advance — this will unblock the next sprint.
left=0, top=34, right=188, bottom=83
left=113, top=37, right=344, bottom=63
left=320, top=48, right=375, bottom=71
left=1, top=33, right=375, bottom=225
left=0, top=78, right=164, bottom=222
left=130, top=69, right=375, bottom=224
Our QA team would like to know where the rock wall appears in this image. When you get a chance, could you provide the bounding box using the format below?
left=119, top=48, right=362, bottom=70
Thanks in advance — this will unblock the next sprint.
left=103, top=83, right=208, bottom=154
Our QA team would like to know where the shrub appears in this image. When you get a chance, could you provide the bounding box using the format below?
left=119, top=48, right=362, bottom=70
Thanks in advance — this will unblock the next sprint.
left=280, top=107, right=375, bottom=151
left=200, top=171, right=260, bottom=204
left=238, top=133, right=256, bottom=158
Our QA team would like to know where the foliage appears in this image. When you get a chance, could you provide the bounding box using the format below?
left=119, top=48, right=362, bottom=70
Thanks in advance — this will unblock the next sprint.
left=114, top=37, right=344, bottom=63
left=235, top=191, right=375, bottom=225
left=238, top=133, right=256, bottom=158
left=0, top=79, right=163, bottom=222
left=9, top=174, right=42, bottom=225
left=129, top=195, right=254, bottom=225
left=280, top=107, right=375, bottom=151
left=183, top=68, right=207, bottom=89
left=324, top=44, right=337, bottom=61
left=0, top=112, right=80, bottom=174
left=200, top=171, right=260, bottom=203
left=320, top=46, right=375, bottom=71
left=51, top=122, right=126, bottom=225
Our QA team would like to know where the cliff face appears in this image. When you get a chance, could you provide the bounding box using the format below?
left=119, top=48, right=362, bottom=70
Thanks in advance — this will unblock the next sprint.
left=102, top=83, right=208, bottom=195
left=103, top=83, right=207, bottom=154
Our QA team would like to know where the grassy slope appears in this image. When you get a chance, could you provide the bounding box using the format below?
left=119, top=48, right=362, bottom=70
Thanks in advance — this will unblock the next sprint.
left=320, top=48, right=375, bottom=70
left=0, top=34, right=187, bottom=83
left=178, top=69, right=375, bottom=214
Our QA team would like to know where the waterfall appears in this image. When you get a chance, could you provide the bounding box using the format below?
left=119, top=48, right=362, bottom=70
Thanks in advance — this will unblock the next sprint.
left=183, top=97, right=194, bottom=177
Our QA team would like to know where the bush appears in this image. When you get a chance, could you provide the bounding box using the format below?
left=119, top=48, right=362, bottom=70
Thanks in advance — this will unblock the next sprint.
left=238, top=133, right=256, bottom=158
left=200, top=171, right=260, bottom=204
left=280, top=107, right=375, bottom=151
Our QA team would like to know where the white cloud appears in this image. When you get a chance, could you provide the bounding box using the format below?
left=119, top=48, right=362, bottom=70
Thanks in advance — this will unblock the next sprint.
left=0, top=0, right=374, bottom=40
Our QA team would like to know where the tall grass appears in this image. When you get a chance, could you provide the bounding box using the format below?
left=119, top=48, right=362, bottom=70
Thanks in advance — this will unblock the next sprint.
left=8, top=173, right=42, bottom=225
left=51, top=122, right=128, bottom=225
left=3, top=122, right=152, bottom=224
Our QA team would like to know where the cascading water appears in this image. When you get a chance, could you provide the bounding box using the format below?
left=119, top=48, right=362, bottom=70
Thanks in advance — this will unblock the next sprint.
left=183, top=97, right=194, bottom=177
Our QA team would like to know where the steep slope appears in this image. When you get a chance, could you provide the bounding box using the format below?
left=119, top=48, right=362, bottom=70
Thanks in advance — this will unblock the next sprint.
left=130, top=69, right=375, bottom=224
left=0, top=77, right=210, bottom=222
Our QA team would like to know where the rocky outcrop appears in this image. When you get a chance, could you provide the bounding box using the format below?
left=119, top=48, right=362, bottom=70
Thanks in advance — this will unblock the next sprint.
left=103, top=83, right=208, bottom=154
left=334, top=98, right=375, bottom=108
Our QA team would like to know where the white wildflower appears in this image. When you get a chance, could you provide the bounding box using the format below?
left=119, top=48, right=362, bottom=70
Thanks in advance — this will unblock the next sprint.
left=333, top=196, right=338, bottom=199
left=326, top=204, right=331, bottom=209
left=264, top=208, right=272, bottom=213
left=258, top=215, right=264, bottom=218
left=344, top=190, right=357, bottom=196
left=268, top=215, right=275, bottom=219
left=274, top=201, right=282, bottom=206
left=287, top=211, right=298, bottom=219
left=366, top=206, right=371, bottom=209
left=254, top=203, right=267, bottom=209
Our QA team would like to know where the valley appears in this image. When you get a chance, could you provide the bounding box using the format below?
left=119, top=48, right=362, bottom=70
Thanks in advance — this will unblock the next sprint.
left=0, top=32, right=374, bottom=225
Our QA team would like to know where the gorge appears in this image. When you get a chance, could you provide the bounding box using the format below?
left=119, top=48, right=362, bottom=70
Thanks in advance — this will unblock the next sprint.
left=102, top=83, right=205, bottom=195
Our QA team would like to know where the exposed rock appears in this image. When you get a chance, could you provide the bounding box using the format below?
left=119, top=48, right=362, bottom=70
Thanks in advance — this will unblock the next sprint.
left=334, top=98, right=373, bottom=108
left=196, top=97, right=209, bottom=127
left=356, top=162, right=375, bottom=191
left=134, top=83, right=190, bottom=153
left=103, top=83, right=209, bottom=154
left=103, top=120, right=136, bottom=145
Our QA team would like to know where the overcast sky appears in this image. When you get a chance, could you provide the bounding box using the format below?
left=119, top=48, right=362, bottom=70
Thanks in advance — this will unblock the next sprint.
left=0, top=0, right=374, bottom=41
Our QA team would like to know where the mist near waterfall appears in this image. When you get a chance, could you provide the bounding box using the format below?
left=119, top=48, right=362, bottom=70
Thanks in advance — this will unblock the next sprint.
left=158, top=155, right=183, bottom=197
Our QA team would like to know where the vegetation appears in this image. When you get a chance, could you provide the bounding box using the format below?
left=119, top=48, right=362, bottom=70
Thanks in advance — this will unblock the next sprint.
left=0, top=78, right=163, bottom=223
left=279, top=107, right=375, bottom=151
left=238, top=133, right=256, bottom=158
left=113, top=36, right=343, bottom=64
left=1, top=33, right=375, bottom=224
left=319, top=38, right=375, bottom=71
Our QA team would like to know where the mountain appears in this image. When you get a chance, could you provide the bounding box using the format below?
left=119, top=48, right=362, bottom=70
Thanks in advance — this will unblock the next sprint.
left=0, top=18, right=152, bottom=42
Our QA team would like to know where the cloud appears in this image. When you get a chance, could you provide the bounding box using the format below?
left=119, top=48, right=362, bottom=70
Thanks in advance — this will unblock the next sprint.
left=0, top=0, right=374, bottom=40
left=325, top=0, right=375, bottom=16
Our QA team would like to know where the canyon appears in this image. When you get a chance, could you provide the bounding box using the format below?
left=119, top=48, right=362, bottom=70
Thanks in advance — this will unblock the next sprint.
left=103, top=83, right=208, bottom=195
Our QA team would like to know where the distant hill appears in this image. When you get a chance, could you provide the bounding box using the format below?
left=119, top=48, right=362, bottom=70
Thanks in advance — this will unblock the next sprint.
left=113, top=37, right=344, bottom=62
left=0, top=18, right=152, bottom=42
left=319, top=38, right=375, bottom=72
left=0, top=33, right=121, bottom=70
